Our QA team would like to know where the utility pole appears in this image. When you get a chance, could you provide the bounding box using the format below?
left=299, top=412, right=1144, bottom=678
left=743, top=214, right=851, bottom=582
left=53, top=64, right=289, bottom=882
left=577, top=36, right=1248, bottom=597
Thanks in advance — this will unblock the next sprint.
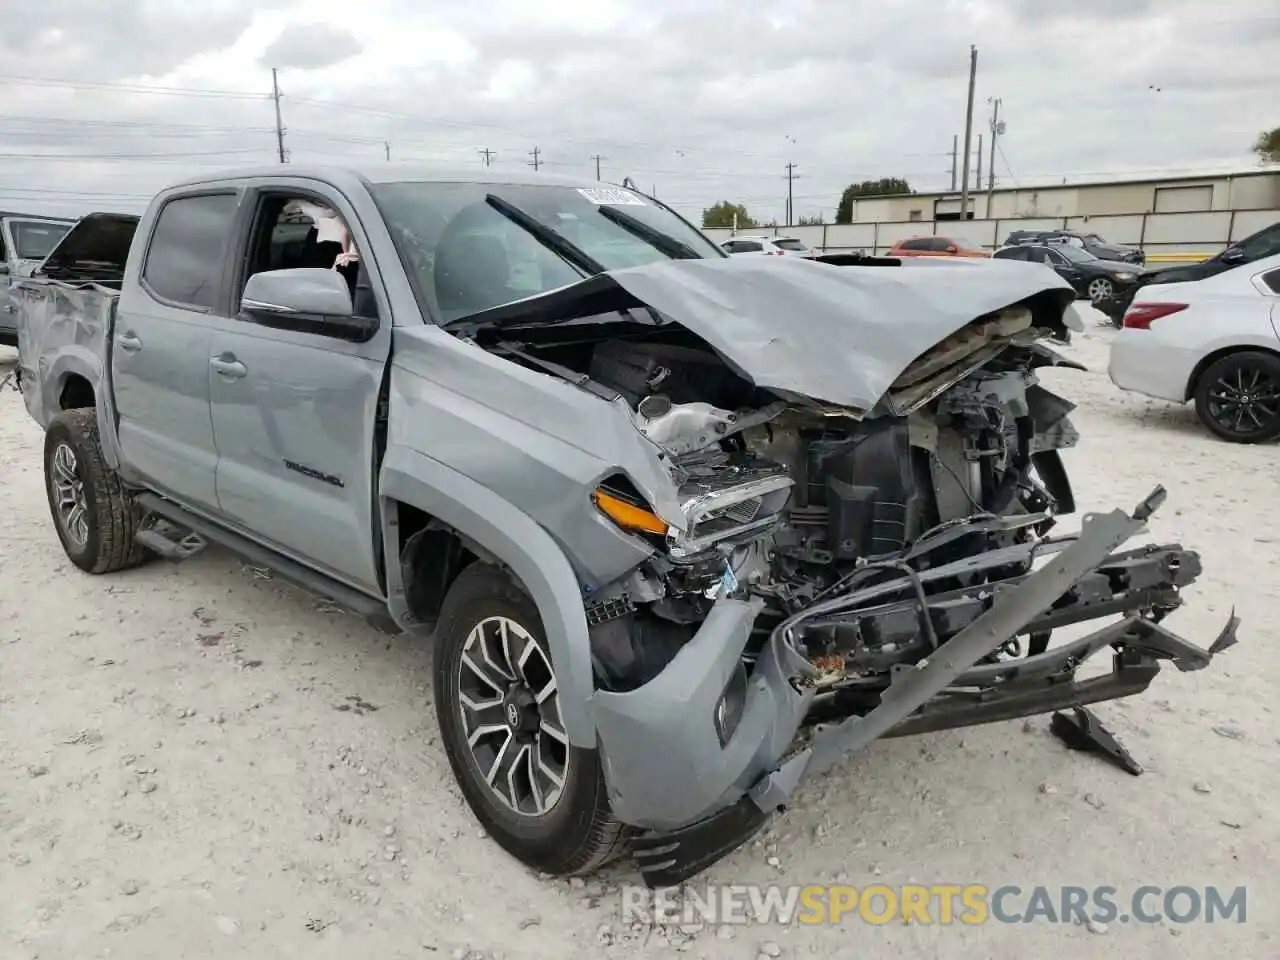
left=784, top=162, right=798, bottom=227
left=528, top=146, right=541, bottom=171
left=986, top=97, right=1003, bottom=217
left=975, top=133, right=983, bottom=194
left=478, top=147, right=495, bottom=167
left=590, top=154, right=605, bottom=180
left=384, top=141, right=390, bottom=161
left=959, top=44, right=978, bottom=219
left=271, top=67, right=286, bottom=163
left=950, top=134, right=958, bottom=191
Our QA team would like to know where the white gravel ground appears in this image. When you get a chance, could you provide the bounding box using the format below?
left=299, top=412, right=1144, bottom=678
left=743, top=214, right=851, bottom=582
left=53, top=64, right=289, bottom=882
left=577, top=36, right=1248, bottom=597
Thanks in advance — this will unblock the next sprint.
left=2, top=314, right=1277, bottom=959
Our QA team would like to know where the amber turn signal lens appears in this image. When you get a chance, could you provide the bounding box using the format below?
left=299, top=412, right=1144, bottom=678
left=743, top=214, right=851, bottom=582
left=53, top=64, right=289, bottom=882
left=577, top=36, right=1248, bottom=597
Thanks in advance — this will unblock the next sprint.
left=591, top=489, right=669, bottom=536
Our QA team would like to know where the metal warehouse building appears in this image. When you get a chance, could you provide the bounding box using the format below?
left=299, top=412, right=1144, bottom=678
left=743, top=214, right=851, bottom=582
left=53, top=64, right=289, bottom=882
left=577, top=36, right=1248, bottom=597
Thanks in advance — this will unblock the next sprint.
left=703, top=169, right=1279, bottom=261
left=846, top=169, right=1280, bottom=223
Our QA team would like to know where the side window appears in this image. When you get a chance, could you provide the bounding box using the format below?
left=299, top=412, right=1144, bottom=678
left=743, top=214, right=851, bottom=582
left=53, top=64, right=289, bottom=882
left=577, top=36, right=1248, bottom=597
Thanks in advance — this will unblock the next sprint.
left=996, top=247, right=1028, bottom=260
left=739, top=241, right=763, bottom=252
left=900, top=238, right=928, bottom=251
left=1044, top=249, right=1069, bottom=266
left=1025, top=248, right=1050, bottom=264
left=241, top=194, right=378, bottom=321
left=142, top=194, right=238, bottom=310
left=1261, top=267, right=1280, bottom=295
left=928, top=237, right=953, bottom=252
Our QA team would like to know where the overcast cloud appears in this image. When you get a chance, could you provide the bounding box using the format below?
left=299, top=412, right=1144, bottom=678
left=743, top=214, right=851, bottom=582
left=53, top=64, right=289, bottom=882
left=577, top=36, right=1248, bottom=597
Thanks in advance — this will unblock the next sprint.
left=0, top=0, right=1276, bottom=223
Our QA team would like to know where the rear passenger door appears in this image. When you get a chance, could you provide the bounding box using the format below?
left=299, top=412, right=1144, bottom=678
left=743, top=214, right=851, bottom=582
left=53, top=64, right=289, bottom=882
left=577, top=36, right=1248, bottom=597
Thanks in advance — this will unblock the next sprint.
left=204, top=182, right=393, bottom=595
left=112, top=190, right=242, bottom=511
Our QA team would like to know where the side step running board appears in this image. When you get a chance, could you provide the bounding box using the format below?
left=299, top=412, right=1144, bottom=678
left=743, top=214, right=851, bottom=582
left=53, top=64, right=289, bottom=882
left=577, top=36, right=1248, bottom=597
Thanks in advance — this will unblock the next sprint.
left=133, top=492, right=399, bottom=633
left=135, top=518, right=208, bottom=561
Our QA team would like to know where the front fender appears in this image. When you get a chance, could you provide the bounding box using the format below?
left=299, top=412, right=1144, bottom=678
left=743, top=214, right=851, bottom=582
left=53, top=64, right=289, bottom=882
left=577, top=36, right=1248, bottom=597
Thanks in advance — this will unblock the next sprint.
left=379, top=444, right=597, bottom=747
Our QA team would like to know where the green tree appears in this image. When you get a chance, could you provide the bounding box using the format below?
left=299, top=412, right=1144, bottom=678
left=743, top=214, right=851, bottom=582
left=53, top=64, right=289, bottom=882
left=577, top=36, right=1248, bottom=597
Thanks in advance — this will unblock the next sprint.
left=835, top=178, right=914, bottom=223
left=1253, top=126, right=1280, bottom=165
left=702, top=201, right=756, bottom=229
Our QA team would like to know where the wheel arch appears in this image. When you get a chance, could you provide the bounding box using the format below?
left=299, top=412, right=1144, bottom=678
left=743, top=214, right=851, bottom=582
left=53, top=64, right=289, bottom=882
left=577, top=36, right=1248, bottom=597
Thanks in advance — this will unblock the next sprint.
left=1184, top=343, right=1280, bottom=402
left=378, top=444, right=597, bottom=747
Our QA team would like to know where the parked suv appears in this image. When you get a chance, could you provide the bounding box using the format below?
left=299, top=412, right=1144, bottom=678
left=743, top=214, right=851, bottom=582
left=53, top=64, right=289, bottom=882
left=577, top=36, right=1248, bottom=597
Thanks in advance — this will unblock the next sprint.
left=721, top=235, right=813, bottom=257
left=13, top=164, right=1234, bottom=887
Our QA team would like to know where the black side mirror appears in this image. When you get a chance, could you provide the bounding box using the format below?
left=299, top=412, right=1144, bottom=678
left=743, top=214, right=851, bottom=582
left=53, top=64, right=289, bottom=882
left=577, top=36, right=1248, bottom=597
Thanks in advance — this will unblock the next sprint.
left=1220, top=247, right=1246, bottom=264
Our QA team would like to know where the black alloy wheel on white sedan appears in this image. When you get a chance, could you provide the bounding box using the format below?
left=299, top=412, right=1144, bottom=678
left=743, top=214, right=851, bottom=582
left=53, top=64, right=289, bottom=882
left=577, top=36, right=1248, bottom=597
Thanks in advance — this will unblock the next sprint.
left=1192, top=351, right=1280, bottom=444
left=432, top=562, right=630, bottom=875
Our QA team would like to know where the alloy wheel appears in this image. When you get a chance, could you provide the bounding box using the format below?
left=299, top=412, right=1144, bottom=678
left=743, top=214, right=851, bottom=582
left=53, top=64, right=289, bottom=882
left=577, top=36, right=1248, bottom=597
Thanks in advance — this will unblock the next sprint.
left=1204, top=361, right=1280, bottom=441
left=50, top=442, right=90, bottom=547
left=456, top=615, right=569, bottom=817
left=1087, top=277, right=1113, bottom=302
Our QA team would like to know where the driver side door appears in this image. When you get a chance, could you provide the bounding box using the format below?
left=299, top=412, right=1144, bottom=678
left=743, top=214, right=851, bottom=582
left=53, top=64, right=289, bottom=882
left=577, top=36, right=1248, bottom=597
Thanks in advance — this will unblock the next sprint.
left=204, top=182, right=393, bottom=595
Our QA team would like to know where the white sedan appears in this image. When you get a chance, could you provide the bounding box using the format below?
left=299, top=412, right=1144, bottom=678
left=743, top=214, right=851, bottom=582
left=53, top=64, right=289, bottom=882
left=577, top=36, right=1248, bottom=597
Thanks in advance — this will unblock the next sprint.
left=1108, top=252, right=1280, bottom=442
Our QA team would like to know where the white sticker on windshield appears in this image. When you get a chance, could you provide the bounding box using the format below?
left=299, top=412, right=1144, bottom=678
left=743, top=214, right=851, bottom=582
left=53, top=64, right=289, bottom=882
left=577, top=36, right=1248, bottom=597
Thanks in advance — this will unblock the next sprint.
left=576, top=187, right=647, bottom=206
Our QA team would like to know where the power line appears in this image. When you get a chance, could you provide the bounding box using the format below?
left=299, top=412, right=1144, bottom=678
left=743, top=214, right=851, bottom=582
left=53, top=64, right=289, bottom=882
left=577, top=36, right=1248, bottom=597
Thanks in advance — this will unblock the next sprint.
left=528, top=146, right=541, bottom=171
left=478, top=147, right=495, bottom=166
left=0, top=184, right=154, bottom=199
left=0, top=148, right=268, bottom=162
left=0, top=74, right=270, bottom=100
left=590, top=153, right=605, bottom=180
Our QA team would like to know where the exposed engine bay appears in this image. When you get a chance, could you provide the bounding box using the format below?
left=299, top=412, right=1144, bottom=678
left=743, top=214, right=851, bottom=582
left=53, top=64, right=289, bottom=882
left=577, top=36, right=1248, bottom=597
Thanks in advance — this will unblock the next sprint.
left=483, top=303, right=1103, bottom=698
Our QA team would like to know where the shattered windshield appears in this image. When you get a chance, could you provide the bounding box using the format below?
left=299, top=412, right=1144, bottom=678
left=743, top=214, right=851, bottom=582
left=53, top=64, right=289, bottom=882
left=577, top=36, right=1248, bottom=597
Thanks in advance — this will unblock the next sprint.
left=370, top=181, right=724, bottom=324
left=9, top=219, right=72, bottom=260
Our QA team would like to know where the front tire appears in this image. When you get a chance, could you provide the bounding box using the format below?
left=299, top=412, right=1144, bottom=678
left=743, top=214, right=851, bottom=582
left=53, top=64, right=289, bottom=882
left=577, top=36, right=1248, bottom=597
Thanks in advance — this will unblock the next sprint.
left=433, top=562, right=629, bottom=875
left=1192, top=351, right=1280, bottom=444
left=1087, top=277, right=1114, bottom=302
left=43, top=409, right=149, bottom=573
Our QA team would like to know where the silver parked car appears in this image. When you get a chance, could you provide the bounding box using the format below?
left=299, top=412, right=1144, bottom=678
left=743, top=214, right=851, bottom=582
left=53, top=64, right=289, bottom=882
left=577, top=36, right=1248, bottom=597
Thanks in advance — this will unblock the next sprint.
left=13, top=165, right=1237, bottom=887
left=0, top=213, right=74, bottom=346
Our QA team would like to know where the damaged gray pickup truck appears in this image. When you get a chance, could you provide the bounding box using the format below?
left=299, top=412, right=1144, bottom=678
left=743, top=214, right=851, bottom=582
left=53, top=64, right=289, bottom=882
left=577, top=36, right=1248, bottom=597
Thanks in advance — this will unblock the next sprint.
left=14, top=165, right=1238, bottom=887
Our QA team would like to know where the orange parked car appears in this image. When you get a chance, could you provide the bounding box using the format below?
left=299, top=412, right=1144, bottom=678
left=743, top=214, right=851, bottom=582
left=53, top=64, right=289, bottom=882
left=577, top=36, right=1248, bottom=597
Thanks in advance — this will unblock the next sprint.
left=887, top=236, right=990, bottom=258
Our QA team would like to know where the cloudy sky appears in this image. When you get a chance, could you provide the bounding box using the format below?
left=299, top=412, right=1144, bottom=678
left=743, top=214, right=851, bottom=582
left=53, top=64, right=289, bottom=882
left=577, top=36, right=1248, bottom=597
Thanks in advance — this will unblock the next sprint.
left=1, top=0, right=1276, bottom=224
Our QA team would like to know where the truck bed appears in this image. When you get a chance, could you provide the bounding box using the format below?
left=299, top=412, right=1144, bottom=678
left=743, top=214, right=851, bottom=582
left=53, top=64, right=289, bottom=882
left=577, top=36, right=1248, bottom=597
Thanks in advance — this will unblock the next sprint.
left=14, top=276, right=120, bottom=429
left=12, top=210, right=137, bottom=428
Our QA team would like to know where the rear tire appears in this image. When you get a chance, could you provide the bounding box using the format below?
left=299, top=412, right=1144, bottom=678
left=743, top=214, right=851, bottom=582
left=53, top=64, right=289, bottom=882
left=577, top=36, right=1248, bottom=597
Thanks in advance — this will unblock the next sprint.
left=1192, top=351, right=1280, bottom=444
left=432, top=562, right=630, bottom=875
left=43, top=409, right=149, bottom=573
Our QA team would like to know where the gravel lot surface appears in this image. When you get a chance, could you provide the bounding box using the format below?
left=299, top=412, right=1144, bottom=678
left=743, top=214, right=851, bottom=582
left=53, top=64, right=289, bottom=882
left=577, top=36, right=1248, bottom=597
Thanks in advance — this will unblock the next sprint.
left=2, top=315, right=1276, bottom=959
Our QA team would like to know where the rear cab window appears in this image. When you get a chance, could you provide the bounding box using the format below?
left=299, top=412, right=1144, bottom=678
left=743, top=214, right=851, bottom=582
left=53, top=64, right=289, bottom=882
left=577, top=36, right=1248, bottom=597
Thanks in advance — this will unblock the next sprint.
left=141, top=193, right=240, bottom=311
left=772, top=238, right=808, bottom=251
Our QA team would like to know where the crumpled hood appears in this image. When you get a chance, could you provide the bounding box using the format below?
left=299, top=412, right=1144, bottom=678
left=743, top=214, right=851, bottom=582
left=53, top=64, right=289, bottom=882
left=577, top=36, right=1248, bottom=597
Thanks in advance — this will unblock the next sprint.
left=601, top=254, right=1076, bottom=411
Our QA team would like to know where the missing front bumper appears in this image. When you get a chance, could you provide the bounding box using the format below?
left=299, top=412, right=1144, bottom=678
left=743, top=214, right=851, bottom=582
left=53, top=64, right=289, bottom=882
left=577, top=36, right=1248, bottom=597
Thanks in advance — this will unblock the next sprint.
left=628, top=487, right=1240, bottom=887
